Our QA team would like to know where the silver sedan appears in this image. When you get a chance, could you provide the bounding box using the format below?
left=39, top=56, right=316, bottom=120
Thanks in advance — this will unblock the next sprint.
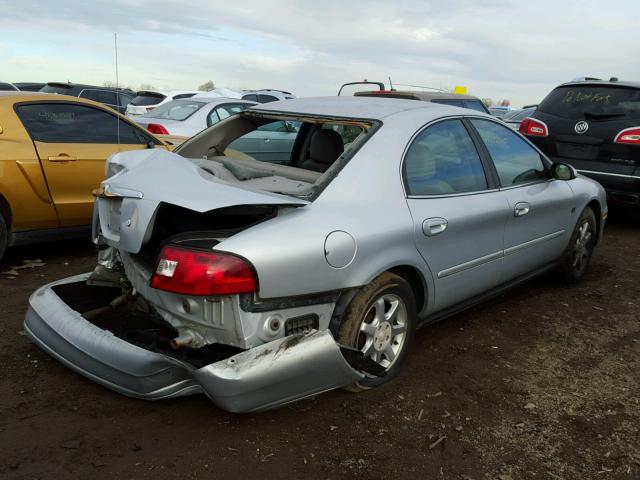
left=24, top=97, right=607, bottom=412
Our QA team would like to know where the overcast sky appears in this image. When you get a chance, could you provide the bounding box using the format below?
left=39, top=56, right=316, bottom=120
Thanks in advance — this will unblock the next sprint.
left=1, top=0, right=638, bottom=106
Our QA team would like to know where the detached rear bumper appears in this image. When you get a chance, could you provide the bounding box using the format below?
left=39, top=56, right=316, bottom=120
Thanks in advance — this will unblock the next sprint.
left=24, top=274, right=363, bottom=412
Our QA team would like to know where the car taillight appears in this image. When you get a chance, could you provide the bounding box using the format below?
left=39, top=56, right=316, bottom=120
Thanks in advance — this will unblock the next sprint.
left=150, top=245, right=257, bottom=296
left=519, top=117, right=548, bottom=137
left=147, top=123, right=169, bottom=135
left=614, top=127, right=640, bottom=145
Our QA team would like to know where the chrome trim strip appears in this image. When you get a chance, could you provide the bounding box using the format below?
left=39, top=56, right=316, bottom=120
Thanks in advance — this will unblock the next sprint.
left=576, top=169, right=640, bottom=180
left=438, top=250, right=503, bottom=278
left=503, top=230, right=565, bottom=256
left=438, top=229, right=566, bottom=278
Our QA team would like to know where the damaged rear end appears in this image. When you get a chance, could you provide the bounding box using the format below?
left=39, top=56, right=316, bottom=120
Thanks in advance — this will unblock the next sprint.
left=24, top=110, right=378, bottom=411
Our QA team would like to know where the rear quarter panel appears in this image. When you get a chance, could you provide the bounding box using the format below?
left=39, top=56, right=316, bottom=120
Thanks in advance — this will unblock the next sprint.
left=215, top=109, right=443, bottom=302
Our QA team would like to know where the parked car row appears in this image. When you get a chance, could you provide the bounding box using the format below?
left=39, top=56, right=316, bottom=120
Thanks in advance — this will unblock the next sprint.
left=4, top=73, right=635, bottom=413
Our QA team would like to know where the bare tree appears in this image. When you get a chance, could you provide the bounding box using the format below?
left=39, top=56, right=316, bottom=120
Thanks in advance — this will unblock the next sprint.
left=198, top=80, right=215, bottom=91
left=138, top=83, right=156, bottom=91
left=499, top=99, right=511, bottom=107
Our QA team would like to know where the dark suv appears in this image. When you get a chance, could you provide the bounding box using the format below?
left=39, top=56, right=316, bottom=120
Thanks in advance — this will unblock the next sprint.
left=39, top=82, right=135, bottom=114
left=520, top=79, right=640, bottom=207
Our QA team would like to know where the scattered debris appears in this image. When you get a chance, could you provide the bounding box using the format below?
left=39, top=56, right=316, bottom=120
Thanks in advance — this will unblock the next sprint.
left=2, top=259, right=46, bottom=278
left=429, top=435, right=447, bottom=450
left=427, top=391, right=442, bottom=398
left=455, top=426, right=463, bottom=432
left=524, top=403, right=536, bottom=409
left=417, top=409, right=424, bottom=420
left=441, top=410, right=451, bottom=418
left=330, top=425, right=338, bottom=431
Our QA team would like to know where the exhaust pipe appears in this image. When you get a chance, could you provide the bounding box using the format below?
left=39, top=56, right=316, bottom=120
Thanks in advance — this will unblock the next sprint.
left=170, top=331, right=195, bottom=349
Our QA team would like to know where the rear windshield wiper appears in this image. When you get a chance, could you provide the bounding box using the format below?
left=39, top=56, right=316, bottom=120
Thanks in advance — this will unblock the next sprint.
left=583, top=111, right=627, bottom=120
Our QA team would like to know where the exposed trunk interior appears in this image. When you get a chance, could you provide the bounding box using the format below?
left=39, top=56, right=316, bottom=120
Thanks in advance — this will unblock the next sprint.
left=52, top=282, right=244, bottom=368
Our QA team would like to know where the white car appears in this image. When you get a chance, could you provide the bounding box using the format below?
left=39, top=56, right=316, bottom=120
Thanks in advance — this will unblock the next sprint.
left=134, top=97, right=256, bottom=137
left=241, top=89, right=296, bottom=103
left=125, top=90, right=199, bottom=117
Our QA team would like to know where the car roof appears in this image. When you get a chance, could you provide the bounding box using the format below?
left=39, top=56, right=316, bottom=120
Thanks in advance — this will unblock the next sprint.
left=556, top=80, right=640, bottom=89
left=248, top=95, right=472, bottom=120
left=161, top=97, right=255, bottom=106
left=0, top=91, right=128, bottom=107
left=45, top=82, right=134, bottom=92
left=354, top=90, right=483, bottom=102
left=136, top=90, right=198, bottom=96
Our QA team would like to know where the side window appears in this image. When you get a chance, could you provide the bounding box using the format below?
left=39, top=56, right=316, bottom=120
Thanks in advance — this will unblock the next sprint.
left=258, top=94, right=279, bottom=103
left=207, top=104, right=250, bottom=126
left=172, top=93, right=195, bottom=100
left=16, top=103, right=149, bottom=144
left=464, top=100, right=488, bottom=113
left=404, top=120, right=488, bottom=196
left=242, top=94, right=258, bottom=102
left=431, top=99, right=465, bottom=108
left=470, top=119, right=546, bottom=186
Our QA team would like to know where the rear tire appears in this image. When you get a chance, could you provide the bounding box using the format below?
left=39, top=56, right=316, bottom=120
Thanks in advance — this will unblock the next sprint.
left=557, top=207, right=596, bottom=283
left=336, top=272, right=417, bottom=392
left=0, top=213, right=7, bottom=262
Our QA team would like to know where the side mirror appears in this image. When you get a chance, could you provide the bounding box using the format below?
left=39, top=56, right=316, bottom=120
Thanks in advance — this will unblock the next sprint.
left=551, top=162, right=576, bottom=181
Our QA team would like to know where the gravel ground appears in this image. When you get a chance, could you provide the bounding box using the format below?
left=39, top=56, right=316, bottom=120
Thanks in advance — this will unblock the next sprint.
left=1, top=213, right=638, bottom=480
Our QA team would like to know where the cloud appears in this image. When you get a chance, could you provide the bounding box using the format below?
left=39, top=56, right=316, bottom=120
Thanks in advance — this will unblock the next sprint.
left=1, top=0, right=638, bottom=105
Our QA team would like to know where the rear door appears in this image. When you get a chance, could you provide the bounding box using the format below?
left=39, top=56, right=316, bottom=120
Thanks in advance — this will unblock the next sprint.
left=16, top=102, right=157, bottom=226
left=529, top=84, right=640, bottom=180
left=403, top=118, right=509, bottom=313
left=469, top=118, right=574, bottom=280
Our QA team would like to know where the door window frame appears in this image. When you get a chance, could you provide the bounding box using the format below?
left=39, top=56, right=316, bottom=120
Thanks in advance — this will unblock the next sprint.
left=400, top=116, right=500, bottom=199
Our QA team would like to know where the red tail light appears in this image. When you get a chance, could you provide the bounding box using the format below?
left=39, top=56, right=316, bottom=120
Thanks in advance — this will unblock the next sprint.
left=614, top=127, right=640, bottom=145
left=147, top=123, right=169, bottom=135
left=519, top=117, right=549, bottom=137
left=151, top=245, right=258, bottom=296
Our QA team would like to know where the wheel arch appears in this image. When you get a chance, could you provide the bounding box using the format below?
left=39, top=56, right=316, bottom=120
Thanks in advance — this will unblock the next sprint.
left=0, top=192, right=12, bottom=230
left=585, top=199, right=602, bottom=244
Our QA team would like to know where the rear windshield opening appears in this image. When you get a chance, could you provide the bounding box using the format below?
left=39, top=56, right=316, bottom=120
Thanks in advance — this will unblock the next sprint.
left=131, top=93, right=167, bottom=106
left=143, top=100, right=205, bottom=121
left=539, top=85, right=640, bottom=120
left=175, top=112, right=378, bottom=199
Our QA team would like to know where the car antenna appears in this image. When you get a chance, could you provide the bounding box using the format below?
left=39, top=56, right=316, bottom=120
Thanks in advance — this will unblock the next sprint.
left=388, top=76, right=394, bottom=91
left=114, top=32, right=121, bottom=152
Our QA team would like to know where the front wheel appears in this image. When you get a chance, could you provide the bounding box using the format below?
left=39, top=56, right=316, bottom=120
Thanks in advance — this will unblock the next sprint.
left=336, top=272, right=417, bottom=392
left=557, top=207, right=596, bottom=283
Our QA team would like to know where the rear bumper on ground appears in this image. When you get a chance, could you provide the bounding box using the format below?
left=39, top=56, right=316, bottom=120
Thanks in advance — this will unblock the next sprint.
left=24, top=274, right=363, bottom=412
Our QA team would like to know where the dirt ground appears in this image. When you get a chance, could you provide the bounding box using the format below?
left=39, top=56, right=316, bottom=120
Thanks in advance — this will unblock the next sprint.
left=1, top=212, right=638, bottom=480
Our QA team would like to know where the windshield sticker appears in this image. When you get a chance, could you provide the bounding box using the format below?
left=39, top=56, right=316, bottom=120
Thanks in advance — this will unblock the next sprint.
left=562, top=90, right=611, bottom=105
left=38, top=110, right=75, bottom=122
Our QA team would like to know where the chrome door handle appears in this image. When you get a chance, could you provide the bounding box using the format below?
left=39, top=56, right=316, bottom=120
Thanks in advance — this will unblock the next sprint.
left=514, top=202, right=530, bottom=217
left=422, top=217, right=448, bottom=237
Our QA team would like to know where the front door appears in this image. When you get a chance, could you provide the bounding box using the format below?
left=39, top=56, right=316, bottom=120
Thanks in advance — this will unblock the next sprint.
left=469, top=118, right=575, bottom=280
left=16, top=102, right=152, bottom=226
left=403, top=118, right=509, bottom=313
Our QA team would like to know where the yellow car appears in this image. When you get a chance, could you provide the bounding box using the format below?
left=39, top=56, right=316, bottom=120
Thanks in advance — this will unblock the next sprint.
left=0, top=92, right=168, bottom=260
